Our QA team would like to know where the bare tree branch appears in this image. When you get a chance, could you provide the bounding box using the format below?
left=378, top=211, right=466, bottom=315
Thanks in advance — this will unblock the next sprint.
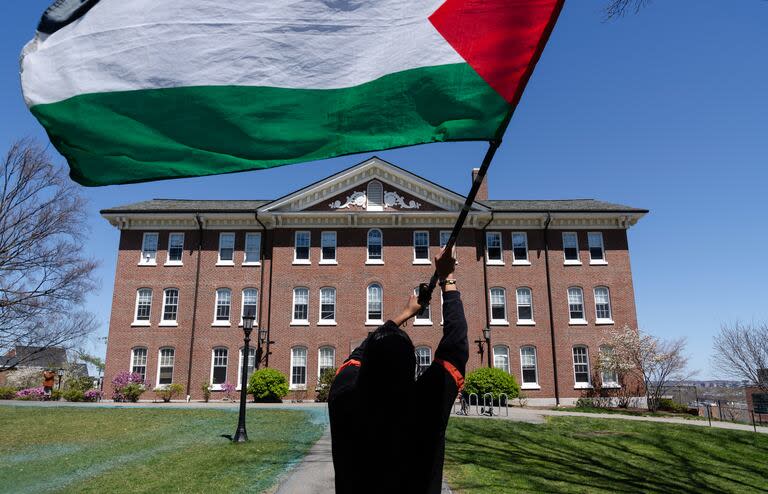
left=713, top=322, right=768, bottom=391
left=604, top=0, right=652, bottom=20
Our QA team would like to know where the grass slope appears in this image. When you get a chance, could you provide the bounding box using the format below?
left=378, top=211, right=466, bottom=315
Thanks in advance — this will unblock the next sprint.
left=444, top=416, right=768, bottom=494
left=0, top=406, right=324, bottom=494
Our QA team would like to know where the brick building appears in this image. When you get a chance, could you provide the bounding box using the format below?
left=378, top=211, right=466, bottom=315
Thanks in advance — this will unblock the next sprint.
left=101, top=157, right=647, bottom=404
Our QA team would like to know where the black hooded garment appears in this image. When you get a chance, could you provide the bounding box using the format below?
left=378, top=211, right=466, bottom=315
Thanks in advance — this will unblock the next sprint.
left=328, top=290, right=469, bottom=494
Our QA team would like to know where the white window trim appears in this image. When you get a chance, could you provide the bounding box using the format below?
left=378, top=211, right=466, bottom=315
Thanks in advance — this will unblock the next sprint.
left=293, top=231, right=311, bottom=265
left=489, top=288, right=509, bottom=326
left=132, top=288, right=152, bottom=326
left=439, top=230, right=458, bottom=260
left=239, top=288, right=259, bottom=326
left=366, top=228, right=384, bottom=264
left=515, top=288, right=535, bottom=325
left=519, top=347, right=539, bottom=388
left=588, top=232, right=607, bottom=265
left=569, top=319, right=588, bottom=326
left=562, top=232, right=581, bottom=265
left=289, top=347, right=308, bottom=390
left=365, top=259, right=385, bottom=265
left=594, top=287, right=614, bottom=325
left=572, top=346, right=592, bottom=389
left=210, top=348, right=228, bottom=391
left=413, top=231, right=431, bottom=265
left=130, top=347, right=148, bottom=380
left=366, top=284, right=383, bottom=325
left=319, top=231, right=338, bottom=264
left=236, top=347, right=256, bottom=390
left=139, top=232, right=159, bottom=266
left=318, top=287, right=337, bottom=325
left=492, top=345, right=510, bottom=374
left=160, top=288, right=179, bottom=325
left=366, top=180, right=384, bottom=212
left=164, top=232, right=185, bottom=266
left=413, top=288, right=433, bottom=326
left=567, top=287, right=587, bottom=325
left=155, top=348, right=175, bottom=388
left=485, top=232, right=504, bottom=265
left=511, top=232, right=530, bottom=265
left=291, top=287, right=310, bottom=325
left=317, top=347, right=336, bottom=381
left=213, top=288, right=232, bottom=326
left=242, top=232, right=262, bottom=266
left=216, top=232, right=236, bottom=266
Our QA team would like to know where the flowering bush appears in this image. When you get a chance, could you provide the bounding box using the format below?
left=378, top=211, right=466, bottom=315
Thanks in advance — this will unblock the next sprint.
left=111, top=371, right=149, bottom=402
left=15, top=387, right=46, bottom=401
left=7, top=368, right=44, bottom=389
left=154, top=383, right=184, bottom=403
left=222, top=382, right=236, bottom=401
left=84, top=389, right=103, bottom=402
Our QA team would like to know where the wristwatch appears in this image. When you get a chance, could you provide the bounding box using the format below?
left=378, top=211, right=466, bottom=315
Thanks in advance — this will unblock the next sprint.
left=438, top=279, right=457, bottom=287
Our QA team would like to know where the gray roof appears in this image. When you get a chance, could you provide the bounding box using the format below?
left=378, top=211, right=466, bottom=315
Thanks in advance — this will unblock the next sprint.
left=482, top=199, right=648, bottom=213
left=1, top=346, right=67, bottom=369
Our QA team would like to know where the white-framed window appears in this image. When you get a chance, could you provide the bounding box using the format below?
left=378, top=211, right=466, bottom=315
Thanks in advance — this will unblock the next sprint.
left=413, top=287, right=431, bottom=325
left=493, top=345, right=510, bottom=373
left=485, top=232, right=503, bottom=264
left=161, top=288, right=179, bottom=324
left=367, top=229, right=383, bottom=263
left=520, top=346, right=539, bottom=387
left=367, top=180, right=384, bottom=211
left=211, top=348, right=228, bottom=389
left=599, top=345, right=619, bottom=387
left=214, top=288, right=232, bottom=325
left=134, top=288, right=152, bottom=325
left=366, top=284, right=383, bottom=323
left=594, top=287, right=613, bottom=323
left=489, top=287, right=508, bottom=324
left=318, top=346, right=336, bottom=380
left=290, top=347, right=308, bottom=389
left=131, top=347, right=147, bottom=381
left=291, top=287, right=309, bottom=324
left=413, top=231, right=430, bottom=263
left=157, top=348, right=174, bottom=386
left=244, top=232, right=261, bottom=265
left=294, top=231, right=311, bottom=263
left=573, top=346, right=591, bottom=387
left=588, top=232, right=606, bottom=264
left=516, top=287, right=534, bottom=324
left=237, top=347, right=256, bottom=389
left=568, top=287, right=586, bottom=324
left=140, top=232, right=159, bottom=265
left=511, top=232, right=529, bottom=264
left=320, top=231, right=337, bottom=263
left=166, top=233, right=184, bottom=265
left=241, top=288, right=258, bottom=322
left=319, top=287, right=336, bottom=324
left=218, top=232, right=235, bottom=264
left=563, top=232, right=580, bottom=263
left=439, top=230, right=457, bottom=259
left=415, top=346, right=432, bottom=377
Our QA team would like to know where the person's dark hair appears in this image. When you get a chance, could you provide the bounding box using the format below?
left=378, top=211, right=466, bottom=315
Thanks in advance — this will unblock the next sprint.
left=358, top=324, right=416, bottom=398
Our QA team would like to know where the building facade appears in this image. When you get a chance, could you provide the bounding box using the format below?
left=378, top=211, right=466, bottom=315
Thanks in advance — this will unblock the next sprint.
left=102, top=158, right=647, bottom=404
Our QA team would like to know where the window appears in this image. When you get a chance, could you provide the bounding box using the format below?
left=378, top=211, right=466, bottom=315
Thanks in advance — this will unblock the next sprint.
left=367, top=284, right=383, bottom=322
left=516, top=287, right=533, bottom=323
left=490, top=288, right=507, bottom=323
left=367, top=180, right=383, bottom=211
left=162, top=288, right=179, bottom=323
left=318, top=347, right=335, bottom=379
left=573, top=346, right=591, bottom=387
left=134, top=289, right=152, bottom=324
left=319, top=287, right=336, bottom=323
left=157, top=348, right=174, bottom=386
left=244, top=232, right=261, bottom=264
left=413, top=287, right=431, bottom=324
left=294, top=231, right=310, bottom=262
left=238, top=347, right=256, bottom=389
left=218, top=233, right=235, bottom=264
left=241, top=288, right=258, bottom=321
left=520, top=346, right=538, bottom=387
left=211, top=348, right=228, bottom=387
left=594, top=287, right=613, bottom=323
left=439, top=230, right=456, bottom=258
left=367, top=229, right=383, bottom=262
left=167, top=233, right=184, bottom=264
left=563, top=232, right=580, bottom=263
left=493, top=346, right=510, bottom=373
left=215, top=288, right=231, bottom=324
left=413, top=231, right=429, bottom=263
left=131, top=348, right=147, bottom=381
left=486, top=232, right=502, bottom=263
left=512, top=232, right=529, bottom=263
left=588, top=232, right=605, bottom=263
left=291, top=347, right=308, bottom=388
left=600, top=345, right=619, bottom=387
left=415, top=347, right=432, bottom=377
left=292, top=287, right=309, bottom=323
left=140, top=232, right=159, bottom=265
left=568, top=287, right=586, bottom=323
left=321, top=231, right=337, bottom=263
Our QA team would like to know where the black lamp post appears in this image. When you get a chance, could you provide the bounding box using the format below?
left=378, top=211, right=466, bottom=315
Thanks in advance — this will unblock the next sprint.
left=255, top=329, right=268, bottom=370
left=483, top=327, right=492, bottom=368
left=56, top=368, right=65, bottom=390
left=233, top=314, right=255, bottom=443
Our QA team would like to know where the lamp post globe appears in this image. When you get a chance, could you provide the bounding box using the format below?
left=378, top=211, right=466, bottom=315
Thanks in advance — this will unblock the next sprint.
left=482, top=328, right=492, bottom=368
left=233, top=314, right=255, bottom=443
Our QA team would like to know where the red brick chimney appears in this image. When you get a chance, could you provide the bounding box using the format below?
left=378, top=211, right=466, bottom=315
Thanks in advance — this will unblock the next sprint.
left=471, top=167, right=488, bottom=201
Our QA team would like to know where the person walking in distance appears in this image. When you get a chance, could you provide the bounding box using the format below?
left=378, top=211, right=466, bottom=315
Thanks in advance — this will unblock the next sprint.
left=42, top=368, right=56, bottom=400
left=329, top=249, right=468, bottom=494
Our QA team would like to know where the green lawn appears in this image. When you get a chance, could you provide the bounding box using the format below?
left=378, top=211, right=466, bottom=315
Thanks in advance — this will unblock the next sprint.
left=0, top=405, right=325, bottom=494
left=444, top=416, right=768, bottom=494
left=550, top=406, right=707, bottom=421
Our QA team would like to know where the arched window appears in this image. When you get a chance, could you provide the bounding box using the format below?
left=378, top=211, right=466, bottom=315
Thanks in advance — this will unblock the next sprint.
left=215, top=288, right=231, bottom=323
left=238, top=347, right=256, bottom=389
left=211, top=348, right=229, bottom=388
left=131, top=347, right=147, bottom=381
left=489, top=288, right=507, bottom=323
left=290, top=347, right=308, bottom=389
left=493, top=345, right=510, bottom=373
left=520, top=346, right=538, bottom=386
left=572, top=346, right=590, bottom=387
left=318, top=347, right=336, bottom=379
left=162, top=288, right=179, bottom=323
left=594, top=287, right=612, bottom=322
left=415, top=346, right=432, bottom=377
left=599, top=345, right=619, bottom=387
left=292, top=287, right=309, bottom=323
left=134, top=288, right=152, bottom=323
left=516, top=287, right=533, bottom=323
left=367, top=229, right=383, bottom=262
left=319, top=287, right=336, bottom=323
left=568, top=287, right=585, bottom=322
left=157, top=348, right=175, bottom=386
left=367, top=180, right=383, bottom=211
left=367, top=284, right=383, bottom=322
left=241, top=288, right=258, bottom=322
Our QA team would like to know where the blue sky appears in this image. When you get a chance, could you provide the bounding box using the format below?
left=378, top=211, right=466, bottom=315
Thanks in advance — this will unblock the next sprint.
left=1, top=1, right=766, bottom=378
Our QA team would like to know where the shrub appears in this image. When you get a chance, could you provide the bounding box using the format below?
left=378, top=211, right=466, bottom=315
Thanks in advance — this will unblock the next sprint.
left=65, top=376, right=95, bottom=393
left=315, top=368, right=337, bottom=403
left=84, top=389, right=103, bottom=402
left=657, top=398, right=688, bottom=413
left=15, top=387, right=46, bottom=401
left=112, top=371, right=148, bottom=402
left=222, top=382, right=237, bottom=401
left=51, top=390, right=63, bottom=401
left=0, top=386, right=17, bottom=400
left=201, top=382, right=211, bottom=403
left=463, top=368, right=519, bottom=402
left=63, top=389, right=85, bottom=402
left=248, top=368, right=289, bottom=403
left=155, top=383, right=184, bottom=403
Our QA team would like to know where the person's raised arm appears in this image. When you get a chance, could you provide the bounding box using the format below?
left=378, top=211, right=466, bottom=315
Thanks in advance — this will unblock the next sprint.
left=433, top=249, right=468, bottom=376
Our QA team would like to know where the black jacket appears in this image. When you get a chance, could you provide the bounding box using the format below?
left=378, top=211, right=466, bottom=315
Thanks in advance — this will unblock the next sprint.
left=328, top=290, right=469, bottom=494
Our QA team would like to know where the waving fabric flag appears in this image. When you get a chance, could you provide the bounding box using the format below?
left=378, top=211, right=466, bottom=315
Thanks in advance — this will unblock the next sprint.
left=21, top=0, right=563, bottom=186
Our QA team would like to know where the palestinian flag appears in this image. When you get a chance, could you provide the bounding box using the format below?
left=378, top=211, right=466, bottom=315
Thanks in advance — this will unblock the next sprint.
left=21, top=0, right=563, bottom=186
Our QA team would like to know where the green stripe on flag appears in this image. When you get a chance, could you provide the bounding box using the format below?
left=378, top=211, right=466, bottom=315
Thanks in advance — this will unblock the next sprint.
left=31, top=63, right=508, bottom=186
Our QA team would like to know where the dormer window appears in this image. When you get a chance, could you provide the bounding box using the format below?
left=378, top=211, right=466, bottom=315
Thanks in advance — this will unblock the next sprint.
left=367, top=180, right=383, bottom=211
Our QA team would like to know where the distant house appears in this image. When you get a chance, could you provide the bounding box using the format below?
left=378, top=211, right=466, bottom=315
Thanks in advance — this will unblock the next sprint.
left=0, top=346, right=84, bottom=386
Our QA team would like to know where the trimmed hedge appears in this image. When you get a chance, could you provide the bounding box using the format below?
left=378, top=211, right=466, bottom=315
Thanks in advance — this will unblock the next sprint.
left=247, top=368, right=289, bottom=403
left=463, top=368, right=520, bottom=401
